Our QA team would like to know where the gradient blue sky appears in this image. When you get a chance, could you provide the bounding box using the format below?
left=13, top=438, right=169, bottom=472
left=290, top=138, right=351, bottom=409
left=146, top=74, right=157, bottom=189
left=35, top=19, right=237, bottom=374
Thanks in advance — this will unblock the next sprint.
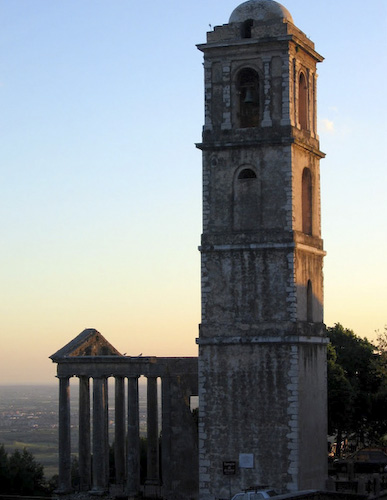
left=1, top=0, right=386, bottom=384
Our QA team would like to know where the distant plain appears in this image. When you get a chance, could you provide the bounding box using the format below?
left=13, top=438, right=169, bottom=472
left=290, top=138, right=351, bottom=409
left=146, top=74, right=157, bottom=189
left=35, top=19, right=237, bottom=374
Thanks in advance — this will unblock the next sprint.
left=0, top=382, right=149, bottom=479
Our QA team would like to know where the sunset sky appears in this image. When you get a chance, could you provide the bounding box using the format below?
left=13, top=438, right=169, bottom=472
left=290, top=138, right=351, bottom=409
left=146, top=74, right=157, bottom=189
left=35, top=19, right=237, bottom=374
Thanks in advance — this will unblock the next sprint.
left=1, top=0, right=386, bottom=384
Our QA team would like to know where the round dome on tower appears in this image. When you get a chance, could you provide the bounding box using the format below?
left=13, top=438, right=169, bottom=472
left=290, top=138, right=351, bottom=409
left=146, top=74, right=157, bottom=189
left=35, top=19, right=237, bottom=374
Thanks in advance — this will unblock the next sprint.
left=229, top=0, right=293, bottom=24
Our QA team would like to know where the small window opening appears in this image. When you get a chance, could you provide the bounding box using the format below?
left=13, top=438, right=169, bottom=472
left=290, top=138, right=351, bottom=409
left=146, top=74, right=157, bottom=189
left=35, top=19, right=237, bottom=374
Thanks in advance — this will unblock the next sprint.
left=307, top=280, right=313, bottom=322
left=238, top=168, right=257, bottom=179
left=299, top=72, right=308, bottom=130
left=238, top=68, right=260, bottom=128
left=241, top=19, right=253, bottom=38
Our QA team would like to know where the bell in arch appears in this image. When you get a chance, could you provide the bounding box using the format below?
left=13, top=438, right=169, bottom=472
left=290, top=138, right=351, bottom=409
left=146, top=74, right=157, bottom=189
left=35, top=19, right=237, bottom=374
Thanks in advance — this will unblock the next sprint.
left=244, top=88, right=255, bottom=104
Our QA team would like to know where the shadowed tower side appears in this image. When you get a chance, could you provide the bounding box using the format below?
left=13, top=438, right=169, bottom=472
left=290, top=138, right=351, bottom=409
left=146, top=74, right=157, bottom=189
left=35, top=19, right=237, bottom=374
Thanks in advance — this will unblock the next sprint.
left=196, top=0, right=328, bottom=498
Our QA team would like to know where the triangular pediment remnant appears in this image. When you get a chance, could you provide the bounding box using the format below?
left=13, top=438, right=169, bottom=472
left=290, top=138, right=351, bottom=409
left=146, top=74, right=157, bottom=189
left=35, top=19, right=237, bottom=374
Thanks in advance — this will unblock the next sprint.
left=50, top=329, right=122, bottom=361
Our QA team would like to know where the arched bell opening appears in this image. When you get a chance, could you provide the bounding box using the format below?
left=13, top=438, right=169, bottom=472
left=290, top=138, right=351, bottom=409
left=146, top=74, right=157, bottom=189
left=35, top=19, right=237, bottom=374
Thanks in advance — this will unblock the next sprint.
left=237, top=68, right=260, bottom=128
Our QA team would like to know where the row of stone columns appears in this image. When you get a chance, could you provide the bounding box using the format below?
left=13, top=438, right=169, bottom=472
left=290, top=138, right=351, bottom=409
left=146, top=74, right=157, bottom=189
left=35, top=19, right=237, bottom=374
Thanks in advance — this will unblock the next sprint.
left=57, top=375, right=160, bottom=495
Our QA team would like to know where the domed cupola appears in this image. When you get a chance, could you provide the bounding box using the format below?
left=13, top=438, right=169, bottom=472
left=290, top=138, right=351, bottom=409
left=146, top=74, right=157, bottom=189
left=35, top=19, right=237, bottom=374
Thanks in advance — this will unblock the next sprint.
left=229, top=0, right=293, bottom=24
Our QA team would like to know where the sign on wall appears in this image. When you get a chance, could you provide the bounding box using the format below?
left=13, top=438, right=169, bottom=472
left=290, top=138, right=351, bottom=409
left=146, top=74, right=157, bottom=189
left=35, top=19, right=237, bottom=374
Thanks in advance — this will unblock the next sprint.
left=239, top=453, right=254, bottom=469
left=223, top=461, right=236, bottom=475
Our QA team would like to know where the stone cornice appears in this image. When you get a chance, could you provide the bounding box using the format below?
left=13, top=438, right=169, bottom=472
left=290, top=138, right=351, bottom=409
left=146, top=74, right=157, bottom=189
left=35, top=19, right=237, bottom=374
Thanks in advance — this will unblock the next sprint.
left=199, top=242, right=294, bottom=252
left=196, top=335, right=329, bottom=346
left=295, top=243, right=326, bottom=257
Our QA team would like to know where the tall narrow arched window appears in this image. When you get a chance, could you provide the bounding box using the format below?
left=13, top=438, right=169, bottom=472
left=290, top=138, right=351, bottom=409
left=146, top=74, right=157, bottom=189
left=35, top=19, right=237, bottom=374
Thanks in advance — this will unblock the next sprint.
left=237, top=68, right=259, bottom=128
left=298, top=72, right=308, bottom=130
left=233, top=168, right=258, bottom=231
left=302, top=167, right=312, bottom=235
left=307, top=280, right=313, bottom=322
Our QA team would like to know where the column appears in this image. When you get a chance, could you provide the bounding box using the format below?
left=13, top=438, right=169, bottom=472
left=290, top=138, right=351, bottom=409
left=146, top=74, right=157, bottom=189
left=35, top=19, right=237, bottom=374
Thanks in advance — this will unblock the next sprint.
left=281, top=55, right=291, bottom=126
left=146, top=376, right=159, bottom=484
left=307, top=68, right=311, bottom=132
left=293, top=58, right=298, bottom=126
left=91, top=377, right=108, bottom=493
left=114, top=376, right=125, bottom=486
left=58, top=376, right=71, bottom=493
left=221, top=64, right=232, bottom=130
left=161, top=376, right=171, bottom=493
left=312, top=73, right=318, bottom=137
left=126, top=376, right=140, bottom=495
left=79, top=376, right=91, bottom=491
left=261, top=56, right=272, bottom=127
left=103, top=378, right=109, bottom=486
left=203, top=61, right=213, bottom=130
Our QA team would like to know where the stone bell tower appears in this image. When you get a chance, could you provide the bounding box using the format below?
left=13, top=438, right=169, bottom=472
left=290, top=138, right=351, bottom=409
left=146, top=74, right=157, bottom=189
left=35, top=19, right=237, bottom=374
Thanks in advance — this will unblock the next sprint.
left=196, top=1, right=328, bottom=498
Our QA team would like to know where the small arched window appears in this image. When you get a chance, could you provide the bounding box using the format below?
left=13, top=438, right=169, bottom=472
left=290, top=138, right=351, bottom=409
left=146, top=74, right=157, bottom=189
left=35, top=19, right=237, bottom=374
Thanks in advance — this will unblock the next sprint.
left=237, top=68, right=260, bottom=128
left=241, top=19, right=253, bottom=38
left=307, top=280, right=313, bottom=322
left=233, top=167, right=259, bottom=230
left=298, top=72, right=308, bottom=130
left=302, top=167, right=312, bottom=235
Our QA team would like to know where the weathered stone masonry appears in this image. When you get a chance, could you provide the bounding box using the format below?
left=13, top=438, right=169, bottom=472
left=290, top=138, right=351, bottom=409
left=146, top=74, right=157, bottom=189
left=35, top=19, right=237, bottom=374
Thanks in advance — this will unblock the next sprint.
left=196, top=1, right=328, bottom=498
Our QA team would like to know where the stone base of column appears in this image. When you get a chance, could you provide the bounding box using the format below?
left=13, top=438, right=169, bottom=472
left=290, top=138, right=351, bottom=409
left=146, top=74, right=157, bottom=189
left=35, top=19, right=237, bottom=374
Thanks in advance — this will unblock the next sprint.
left=144, top=480, right=161, bottom=498
left=89, top=487, right=108, bottom=496
left=53, top=487, right=73, bottom=495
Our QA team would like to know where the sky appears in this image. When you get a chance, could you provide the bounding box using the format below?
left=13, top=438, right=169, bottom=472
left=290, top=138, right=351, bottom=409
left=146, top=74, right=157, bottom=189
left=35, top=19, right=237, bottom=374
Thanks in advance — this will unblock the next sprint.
left=0, top=0, right=386, bottom=384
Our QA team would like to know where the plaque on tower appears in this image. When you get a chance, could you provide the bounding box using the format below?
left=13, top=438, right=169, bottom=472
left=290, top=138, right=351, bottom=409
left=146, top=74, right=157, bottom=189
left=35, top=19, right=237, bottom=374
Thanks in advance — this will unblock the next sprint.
left=239, top=453, right=254, bottom=469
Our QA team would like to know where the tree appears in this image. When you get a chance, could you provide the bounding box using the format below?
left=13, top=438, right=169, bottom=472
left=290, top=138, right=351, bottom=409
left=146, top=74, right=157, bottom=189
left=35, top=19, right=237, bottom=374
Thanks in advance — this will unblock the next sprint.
left=375, top=326, right=387, bottom=379
left=372, top=326, right=387, bottom=444
left=327, top=343, right=354, bottom=455
left=0, top=446, right=47, bottom=496
left=0, top=445, right=11, bottom=493
left=327, top=323, right=387, bottom=453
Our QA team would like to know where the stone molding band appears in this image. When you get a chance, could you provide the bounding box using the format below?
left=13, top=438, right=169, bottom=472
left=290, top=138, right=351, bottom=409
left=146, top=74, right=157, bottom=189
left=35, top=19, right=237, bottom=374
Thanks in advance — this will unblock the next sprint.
left=200, top=242, right=326, bottom=256
left=196, top=335, right=329, bottom=345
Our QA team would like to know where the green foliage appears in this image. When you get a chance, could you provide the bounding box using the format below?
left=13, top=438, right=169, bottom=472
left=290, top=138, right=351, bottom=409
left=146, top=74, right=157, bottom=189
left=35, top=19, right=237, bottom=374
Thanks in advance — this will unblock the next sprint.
left=327, top=343, right=354, bottom=436
left=0, top=445, right=50, bottom=495
left=0, top=444, right=11, bottom=492
left=373, top=326, right=387, bottom=443
left=327, top=323, right=387, bottom=453
left=375, top=326, right=387, bottom=381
